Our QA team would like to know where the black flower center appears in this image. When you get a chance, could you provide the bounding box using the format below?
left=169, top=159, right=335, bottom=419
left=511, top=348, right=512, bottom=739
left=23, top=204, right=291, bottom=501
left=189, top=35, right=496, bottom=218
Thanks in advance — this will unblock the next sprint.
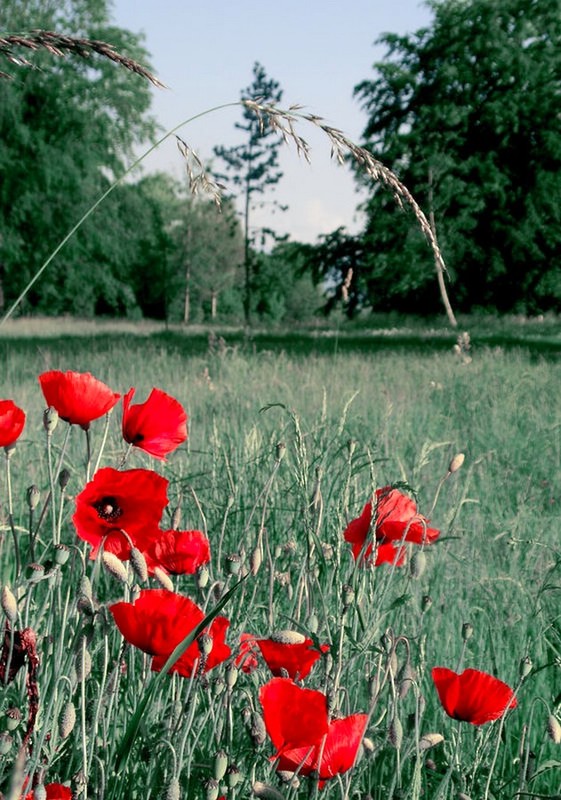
left=93, top=496, right=123, bottom=522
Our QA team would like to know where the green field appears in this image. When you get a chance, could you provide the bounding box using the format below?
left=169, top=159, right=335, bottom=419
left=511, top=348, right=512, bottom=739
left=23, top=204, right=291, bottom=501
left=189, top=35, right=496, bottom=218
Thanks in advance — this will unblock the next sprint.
left=0, top=322, right=560, bottom=799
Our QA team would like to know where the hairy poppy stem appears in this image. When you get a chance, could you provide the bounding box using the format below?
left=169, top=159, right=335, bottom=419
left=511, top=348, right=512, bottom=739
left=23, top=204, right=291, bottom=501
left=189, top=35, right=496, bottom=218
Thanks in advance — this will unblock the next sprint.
left=4, top=451, right=20, bottom=579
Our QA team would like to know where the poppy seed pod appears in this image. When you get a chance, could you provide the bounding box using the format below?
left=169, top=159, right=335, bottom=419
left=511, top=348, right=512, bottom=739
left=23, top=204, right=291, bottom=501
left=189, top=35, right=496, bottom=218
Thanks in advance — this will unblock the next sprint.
left=225, top=662, right=239, bottom=691
left=461, top=622, right=474, bottom=641
left=226, top=764, right=242, bottom=788
left=58, top=468, right=70, bottom=491
left=5, top=707, right=21, bottom=731
left=54, top=544, right=70, bottom=566
left=203, top=778, right=219, bottom=800
left=0, top=732, right=12, bottom=755
left=26, top=485, right=41, bottom=511
left=213, top=749, right=228, bottom=781
left=33, top=785, right=47, bottom=800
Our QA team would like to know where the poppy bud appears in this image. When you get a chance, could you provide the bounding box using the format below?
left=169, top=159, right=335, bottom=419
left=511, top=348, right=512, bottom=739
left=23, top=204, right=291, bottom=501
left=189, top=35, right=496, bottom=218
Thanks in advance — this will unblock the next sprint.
left=0, top=732, right=12, bottom=755
left=398, top=661, right=416, bottom=699
left=425, top=758, right=437, bottom=771
left=457, top=794, right=472, bottom=800
left=419, top=733, right=444, bottom=751
left=43, top=406, right=59, bottom=433
left=547, top=715, right=561, bottom=744
left=1, top=586, right=17, bottom=622
left=278, top=770, right=301, bottom=788
left=76, top=645, right=92, bottom=682
left=226, top=764, right=242, bottom=788
left=307, top=611, right=319, bottom=634
left=203, top=779, right=219, bottom=800
left=422, top=594, right=433, bottom=612
left=59, top=701, right=76, bottom=739
left=58, top=468, right=71, bottom=490
left=275, top=442, right=286, bottom=462
left=26, top=485, right=41, bottom=511
left=249, top=711, right=267, bottom=747
left=5, top=707, right=21, bottom=731
left=342, top=584, right=355, bottom=609
left=252, top=782, right=285, bottom=800
left=153, top=566, right=174, bottom=592
left=250, top=544, right=263, bottom=576
left=347, top=438, right=357, bottom=457
left=165, top=778, right=180, bottom=800
left=129, top=548, right=148, bottom=584
left=225, top=662, right=239, bottom=691
left=33, top=786, right=47, bottom=800
left=213, top=749, right=228, bottom=781
left=54, top=544, right=70, bottom=566
left=410, top=550, right=426, bottom=579
left=461, top=622, right=474, bottom=641
left=212, top=676, right=225, bottom=697
left=102, top=552, right=129, bottom=584
left=520, top=656, right=533, bottom=678
left=362, top=736, right=375, bottom=754
left=389, top=717, right=403, bottom=748
left=196, top=564, right=210, bottom=589
left=381, top=629, right=394, bottom=653
left=448, top=453, right=465, bottom=474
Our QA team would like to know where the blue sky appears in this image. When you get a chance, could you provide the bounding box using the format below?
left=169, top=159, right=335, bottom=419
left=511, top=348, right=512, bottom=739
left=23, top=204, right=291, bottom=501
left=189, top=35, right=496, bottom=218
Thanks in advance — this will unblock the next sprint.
left=111, top=0, right=432, bottom=243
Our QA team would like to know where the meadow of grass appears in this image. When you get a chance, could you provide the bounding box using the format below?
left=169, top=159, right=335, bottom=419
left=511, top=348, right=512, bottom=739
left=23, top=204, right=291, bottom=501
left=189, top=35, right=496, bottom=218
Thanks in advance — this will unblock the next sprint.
left=0, top=323, right=560, bottom=800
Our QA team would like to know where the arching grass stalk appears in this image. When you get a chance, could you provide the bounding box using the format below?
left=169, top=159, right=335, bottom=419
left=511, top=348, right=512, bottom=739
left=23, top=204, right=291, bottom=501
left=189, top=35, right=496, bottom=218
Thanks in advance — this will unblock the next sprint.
left=1, top=99, right=451, bottom=325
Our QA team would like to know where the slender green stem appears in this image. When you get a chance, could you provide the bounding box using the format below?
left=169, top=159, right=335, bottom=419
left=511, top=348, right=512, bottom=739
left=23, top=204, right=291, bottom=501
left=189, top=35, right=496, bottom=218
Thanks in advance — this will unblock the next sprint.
left=0, top=102, right=240, bottom=325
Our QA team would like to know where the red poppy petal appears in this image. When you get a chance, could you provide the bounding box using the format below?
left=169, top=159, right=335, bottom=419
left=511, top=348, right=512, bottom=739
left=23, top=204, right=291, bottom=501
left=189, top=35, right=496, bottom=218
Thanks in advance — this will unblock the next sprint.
left=260, top=677, right=329, bottom=752
left=256, top=638, right=325, bottom=680
left=0, top=400, right=26, bottom=447
left=343, top=502, right=372, bottom=545
left=39, top=370, right=120, bottom=428
left=432, top=667, right=517, bottom=725
left=122, top=387, right=187, bottom=460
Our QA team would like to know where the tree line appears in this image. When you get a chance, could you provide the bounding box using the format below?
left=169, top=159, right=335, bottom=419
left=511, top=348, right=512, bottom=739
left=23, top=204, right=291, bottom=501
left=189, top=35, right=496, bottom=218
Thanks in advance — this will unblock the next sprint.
left=1, top=0, right=560, bottom=324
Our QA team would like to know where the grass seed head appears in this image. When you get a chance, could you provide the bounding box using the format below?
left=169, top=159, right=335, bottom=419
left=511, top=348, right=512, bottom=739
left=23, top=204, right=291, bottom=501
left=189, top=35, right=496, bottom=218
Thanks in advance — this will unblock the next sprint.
left=389, top=717, right=403, bottom=748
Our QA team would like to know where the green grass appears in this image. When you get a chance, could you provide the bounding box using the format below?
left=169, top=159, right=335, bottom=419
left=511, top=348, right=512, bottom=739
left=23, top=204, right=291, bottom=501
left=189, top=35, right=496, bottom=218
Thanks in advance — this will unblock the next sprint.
left=0, top=324, right=560, bottom=799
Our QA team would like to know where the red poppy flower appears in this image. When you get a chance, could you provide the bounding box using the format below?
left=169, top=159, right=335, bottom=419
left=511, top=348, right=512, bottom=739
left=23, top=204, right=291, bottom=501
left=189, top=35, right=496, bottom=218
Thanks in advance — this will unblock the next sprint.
left=256, top=631, right=329, bottom=680
left=24, top=784, right=72, bottom=800
left=235, top=633, right=259, bottom=674
left=122, top=387, right=188, bottom=460
left=432, top=667, right=517, bottom=725
left=276, top=713, right=369, bottom=783
left=344, top=487, right=439, bottom=565
left=39, top=370, right=120, bottom=429
left=260, top=678, right=367, bottom=784
left=145, top=529, right=210, bottom=575
left=73, top=467, right=168, bottom=559
left=0, top=400, right=26, bottom=448
left=110, top=588, right=231, bottom=677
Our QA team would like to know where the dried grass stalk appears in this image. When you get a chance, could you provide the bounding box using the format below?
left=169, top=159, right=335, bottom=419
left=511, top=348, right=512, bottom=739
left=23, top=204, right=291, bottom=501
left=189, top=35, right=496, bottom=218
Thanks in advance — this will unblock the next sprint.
left=0, top=30, right=165, bottom=87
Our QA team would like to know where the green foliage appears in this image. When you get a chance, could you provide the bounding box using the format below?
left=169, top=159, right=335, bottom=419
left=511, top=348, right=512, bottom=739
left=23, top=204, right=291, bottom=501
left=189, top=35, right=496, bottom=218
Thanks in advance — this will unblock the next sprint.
left=214, top=62, right=287, bottom=324
left=354, top=0, right=561, bottom=314
left=0, top=0, right=158, bottom=316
